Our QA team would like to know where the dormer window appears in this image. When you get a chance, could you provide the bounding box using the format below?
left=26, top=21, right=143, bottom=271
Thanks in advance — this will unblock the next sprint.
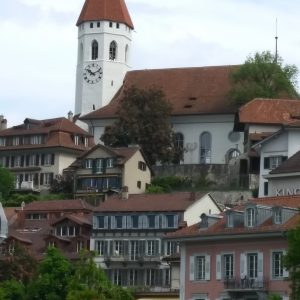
left=227, top=211, right=233, bottom=228
left=74, top=135, right=79, bottom=145
left=273, top=207, right=282, bottom=224
left=246, top=207, right=256, bottom=227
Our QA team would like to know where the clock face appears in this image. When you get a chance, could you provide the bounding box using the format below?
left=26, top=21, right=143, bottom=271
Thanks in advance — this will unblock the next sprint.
left=83, top=63, right=103, bottom=84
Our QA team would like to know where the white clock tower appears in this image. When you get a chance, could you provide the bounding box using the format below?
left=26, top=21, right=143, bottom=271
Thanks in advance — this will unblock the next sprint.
left=75, top=0, right=134, bottom=116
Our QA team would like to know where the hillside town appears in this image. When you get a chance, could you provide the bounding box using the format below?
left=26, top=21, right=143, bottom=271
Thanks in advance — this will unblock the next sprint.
left=1, top=0, right=300, bottom=300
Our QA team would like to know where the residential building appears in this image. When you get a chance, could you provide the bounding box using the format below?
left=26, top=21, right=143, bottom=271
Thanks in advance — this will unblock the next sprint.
left=64, top=144, right=151, bottom=200
left=234, top=98, right=300, bottom=190
left=0, top=117, right=94, bottom=193
left=167, top=196, right=300, bottom=300
left=91, top=192, right=222, bottom=295
left=2, top=199, right=93, bottom=259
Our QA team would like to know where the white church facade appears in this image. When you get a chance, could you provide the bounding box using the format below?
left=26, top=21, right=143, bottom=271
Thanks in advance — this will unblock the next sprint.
left=75, top=0, right=243, bottom=165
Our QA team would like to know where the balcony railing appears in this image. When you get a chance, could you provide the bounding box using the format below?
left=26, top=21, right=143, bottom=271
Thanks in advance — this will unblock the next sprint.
left=224, top=277, right=268, bottom=290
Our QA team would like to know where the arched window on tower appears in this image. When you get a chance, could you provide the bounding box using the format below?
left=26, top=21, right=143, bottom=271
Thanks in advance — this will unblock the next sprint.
left=200, top=132, right=211, bottom=164
left=125, top=44, right=129, bottom=63
left=91, top=40, right=98, bottom=60
left=109, top=41, right=117, bottom=60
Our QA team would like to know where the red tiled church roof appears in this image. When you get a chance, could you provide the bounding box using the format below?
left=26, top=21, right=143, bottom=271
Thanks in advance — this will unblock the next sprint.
left=81, top=66, right=239, bottom=120
left=77, top=0, right=134, bottom=29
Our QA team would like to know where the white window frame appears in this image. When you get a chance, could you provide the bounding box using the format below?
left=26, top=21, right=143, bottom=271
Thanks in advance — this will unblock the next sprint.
left=15, top=156, right=21, bottom=167
left=29, top=155, right=36, bottom=166
left=146, top=240, right=156, bottom=256
left=44, top=154, right=52, bottom=166
left=274, top=208, right=282, bottom=224
left=12, top=136, right=19, bottom=146
left=44, top=173, right=52, bottom=185
left=74, top=135, right=79, bottom=145
left=128, top=269, right=138, bottom=286
left=0, top=137, right=6, bottom=146
left=271, top=250, right=285, bottom=279
left=95, top=240, right=105, bottom=256
left=106, top=158, right=114, bottom=168
left=195, top=255, right=206, bottom=280
left=31, top=135, right=41, bottom=145
left=246, top=207, right=256, bottom=227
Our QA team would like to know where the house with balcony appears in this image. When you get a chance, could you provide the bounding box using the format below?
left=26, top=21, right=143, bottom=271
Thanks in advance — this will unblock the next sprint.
left=1, top=199, right=93, bottom=259
left=234, top=98, right=300, bottom=190
left=167, top=196, right=300, bottom=300
left=90, top=191, right=222, bottom=296
left=64, top=144, right=151, bottom=201
left=0, top=116, right=94, bottom=193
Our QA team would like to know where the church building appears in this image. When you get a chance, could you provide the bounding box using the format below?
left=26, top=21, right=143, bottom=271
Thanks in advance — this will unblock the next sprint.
left=75, top=0, right=243, bottom=165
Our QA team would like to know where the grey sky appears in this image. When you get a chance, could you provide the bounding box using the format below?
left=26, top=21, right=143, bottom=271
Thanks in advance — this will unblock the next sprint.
left=1, top=0, right=300, bottom=126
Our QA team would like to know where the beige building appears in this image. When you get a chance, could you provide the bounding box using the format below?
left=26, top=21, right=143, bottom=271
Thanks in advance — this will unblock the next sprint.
left=0, top=117, right=94, bottom=193
left=65, top=144, right=151, bottom=200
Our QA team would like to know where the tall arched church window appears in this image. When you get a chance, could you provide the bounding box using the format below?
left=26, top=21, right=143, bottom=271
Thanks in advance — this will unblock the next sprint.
left=109, top=41, right=117, bottom=60
left=200, top=132, right=211, bottom=164
left=125, top=45, right=129, bottom=63
left=175, top=133, right=184, bottom=150
left=91, top=40, right=98, bottom=60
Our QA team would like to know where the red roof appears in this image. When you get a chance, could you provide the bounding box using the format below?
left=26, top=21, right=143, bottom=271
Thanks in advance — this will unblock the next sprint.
left=77, top=0, right=134, bottom=29
left=167, top=196, right=300, bottom=239
left=94, top=192, right=207, bottom=212
left=237, top=98, right=300, bottom=126
left=81, top=66, right=239, bottom=120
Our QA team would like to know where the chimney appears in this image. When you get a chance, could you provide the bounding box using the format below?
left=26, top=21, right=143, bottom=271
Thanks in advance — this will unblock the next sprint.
left=122, top=186, right=129, bottom=200
left=67, top=111, right=74, bottom=122
left=0, top=115, right=7, bottom=131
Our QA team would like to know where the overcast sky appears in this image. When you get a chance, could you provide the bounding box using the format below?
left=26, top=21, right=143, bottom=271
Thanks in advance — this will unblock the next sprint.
left=1, top=0, right=300, bottom=127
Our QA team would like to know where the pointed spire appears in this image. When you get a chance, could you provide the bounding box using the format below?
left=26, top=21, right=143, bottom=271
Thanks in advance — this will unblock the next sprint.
left=77, top=0, right=134, bottom=29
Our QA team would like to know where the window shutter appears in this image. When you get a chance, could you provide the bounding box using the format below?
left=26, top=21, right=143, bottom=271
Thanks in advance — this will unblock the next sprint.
left=142, top=215, right=147, bottom=229
left=174, top=214, right=179, bottom=228
left=92, top=159, right=97, bottom=174
left=205, top=254, right=211, bottom=280
left=90, top=239, right=95, bottom=251
left=216, top=254, right=222, bottom=280
left=257, top=252, right=263, bottom=280
left=104, top=216, right=108, bottom=229
left=155, top=240, right=160, bottom=255
left=264, top=157, right=270, bottom=169
left=283, top=250, right=289, bottom=278
left=111, top=216, right=115, bottom=229
left=138, top=215, right=143, bottom=228
left=127, top=216, right=132, bottom=229
left=162, top=215, right=167, bottom=228
left=93, top=216, right=98, bottom=229
left=122, top=216, right=126, bottom=228
left=240, top=253, right=247, bottom=278
left=189, top=255, right=195, bottom=281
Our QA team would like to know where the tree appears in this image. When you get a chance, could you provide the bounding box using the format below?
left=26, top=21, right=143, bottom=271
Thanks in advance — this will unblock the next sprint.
left=26, top=247, right=73, bottom=300
left=67, top=250, right=133, bottom=300
left=0, top=166, right=14, bottom=200
left=101, top=86, right=181, bottom=165
left=284, top=225, right=300, bottom=299
left=230, top=51, right=299, bottom=105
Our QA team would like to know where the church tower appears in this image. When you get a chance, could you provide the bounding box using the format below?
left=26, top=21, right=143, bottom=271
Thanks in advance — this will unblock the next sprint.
left=75, top=0, right=134, bottom=116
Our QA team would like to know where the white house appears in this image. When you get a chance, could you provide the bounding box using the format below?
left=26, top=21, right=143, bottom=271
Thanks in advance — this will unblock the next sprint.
left=0, top=202, right=8, bottom=243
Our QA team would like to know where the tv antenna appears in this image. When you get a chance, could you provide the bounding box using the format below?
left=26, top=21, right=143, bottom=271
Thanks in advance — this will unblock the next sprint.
left=275, top=18, right=278, bottom=63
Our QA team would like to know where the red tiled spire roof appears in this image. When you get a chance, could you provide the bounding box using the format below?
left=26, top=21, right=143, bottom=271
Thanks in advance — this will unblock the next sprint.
left=77, top=0, right=134, bottom=29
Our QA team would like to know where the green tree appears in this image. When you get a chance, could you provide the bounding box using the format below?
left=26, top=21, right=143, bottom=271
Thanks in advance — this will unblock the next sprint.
left=284, top=225, right=300, bottom=299
left=26, top=247, right=73, bottom=300
left=101, top=86, right=181, bottom=165
left=0, top=166, right=14, bottom=200
left=67, top=250, right=133, bottom=300
left=0, top=280, right=25, bottom=300
left=230, top=50, right=299, bottom=105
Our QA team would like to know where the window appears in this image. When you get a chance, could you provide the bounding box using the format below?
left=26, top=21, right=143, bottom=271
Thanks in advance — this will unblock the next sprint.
left=138, top=161, right=147, bottom=171
left=130, top=240, right=139, bottom=261
left=90, top=22, right=93, bottom=28
left=44, top=154, right=52, bottom=166
left=147, top=215, right=155, bottom=228
left=77, top=241, right=84, bottom=252
left=95, top=240, right=107, bottom=256
left=84, top=137, right=89, bottom=147
left=15, top=156, right=21, bottom=167
left=113, top=269, right=122, bottom=286
left=200, top=132, right=211, bottom=164
left=264, top=156, right=287, bottom=169
left=175, top=132, right=184, bottom=150
left=146, top=269, right=156, bottom=286
left=131, top=215, right=139, bottom=228
left=44, top=173, right=53, bottom=185
left=165, top=241, right=178, bottom=256
left=114, top=241, right=124, bottom=256
left=0, top=138, right=5, bottom=146
left=95, top=158, right=103, bottom=173
left=85, top=159, right=93, bottom=169
left=223, top=254, right=234, bottom=279
left=246, top=207, right=256, bottom=227
left=91, top=40, right=98, bottom=60
left=106, top=158, right=114, bottom=168
left=166, top=215, right=175, bottom=228
left=12, top=136, right=19, bottom=146
left=195, top=256, right=206, bottom=280
left=109, top=41, right=117, bottom=60
left=97, top=216, right=105, bottom=228
left=116, top=23, right=120, bottom=28
left=274, top=208, right=282, bottom=224
left=31, top=135, right=41, bottom=144
left=29, top=155, right=36, bottom=166
left=247, top=253, right=258, bottom=279
left=137, top=180, right=141, bottom=189
left=109, top=21, right=113, bottom=28
left=264, top=181, right=268, bottom=196
left=115, top=216, right=123, bottom=229
left=227, top=212, right=233, bottom=228
left=125, top=45, right=129, bottom=63
left=56, top=226, right=76, bottom=236
left=97, top=22, right=100, bottom=27
left=74, top=135, right=79, bottom=145
left=272, top=251, right=283, bottom=279
left=128, top=269, right=138, bottom=286
left=146, top=240, right=156, bottom=256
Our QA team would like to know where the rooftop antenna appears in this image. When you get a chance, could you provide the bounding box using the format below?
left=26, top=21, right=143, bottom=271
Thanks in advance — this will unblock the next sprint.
left=275, top=18, right=278, bottom=63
